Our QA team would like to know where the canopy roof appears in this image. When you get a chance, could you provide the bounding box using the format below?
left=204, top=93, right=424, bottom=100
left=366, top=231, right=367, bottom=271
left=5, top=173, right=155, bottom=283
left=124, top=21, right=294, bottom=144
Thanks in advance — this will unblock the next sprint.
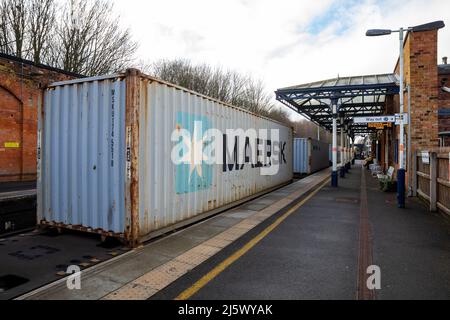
left=276, top=73, right=399, bottom=135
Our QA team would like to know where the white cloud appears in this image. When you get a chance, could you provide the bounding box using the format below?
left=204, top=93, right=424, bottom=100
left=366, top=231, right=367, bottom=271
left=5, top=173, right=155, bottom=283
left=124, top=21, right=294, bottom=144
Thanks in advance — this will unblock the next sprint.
left=113, top=0, right=450, bottom=107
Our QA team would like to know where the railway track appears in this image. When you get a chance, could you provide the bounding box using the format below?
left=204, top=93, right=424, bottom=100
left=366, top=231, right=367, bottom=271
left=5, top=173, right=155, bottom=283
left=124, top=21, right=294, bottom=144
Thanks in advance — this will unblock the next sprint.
left=0, top=193, right=37, bottom=237
left=0, top=187, right=127, bottom=299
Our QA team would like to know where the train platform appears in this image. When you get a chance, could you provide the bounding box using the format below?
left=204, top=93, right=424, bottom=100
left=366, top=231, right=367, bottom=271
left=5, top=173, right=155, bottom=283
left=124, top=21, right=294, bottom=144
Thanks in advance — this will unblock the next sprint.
left=0, top=182, right=37, bottom=237
left=13, top=169, right=330, bottom=300
left=151, top=165, right=449, bottom=300
left=5, top=165, right=450, bottom=300
left=0, top=181, right=36, bottom=201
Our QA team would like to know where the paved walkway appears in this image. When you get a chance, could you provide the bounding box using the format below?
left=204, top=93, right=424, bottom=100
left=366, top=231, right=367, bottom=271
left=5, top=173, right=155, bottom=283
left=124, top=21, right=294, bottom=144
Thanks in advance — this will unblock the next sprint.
left=0, top=190, right=36, bottom=201
left=0, top=181, right=36, bottom=202
left=151, top=165, right=450, bottom=300
left=17, top=169, right=330, bottom=300
left=15, top=166, right=450, bottom=300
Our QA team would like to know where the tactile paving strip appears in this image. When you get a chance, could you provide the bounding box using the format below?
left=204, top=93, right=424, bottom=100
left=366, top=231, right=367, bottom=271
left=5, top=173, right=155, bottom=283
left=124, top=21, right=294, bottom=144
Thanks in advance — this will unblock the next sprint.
left=103, top=282, right=157, bottom=300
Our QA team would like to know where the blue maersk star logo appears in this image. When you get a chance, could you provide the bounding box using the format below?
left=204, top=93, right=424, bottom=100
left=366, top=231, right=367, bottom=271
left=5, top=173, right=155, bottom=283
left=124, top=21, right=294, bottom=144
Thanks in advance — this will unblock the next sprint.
left=174, top=112, right=213, bottom=194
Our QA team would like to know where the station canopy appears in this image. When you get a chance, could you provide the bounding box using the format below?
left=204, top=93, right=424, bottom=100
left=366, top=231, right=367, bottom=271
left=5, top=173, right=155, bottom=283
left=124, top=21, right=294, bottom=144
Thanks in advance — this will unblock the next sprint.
left=275, top=73, right=400, bottom=135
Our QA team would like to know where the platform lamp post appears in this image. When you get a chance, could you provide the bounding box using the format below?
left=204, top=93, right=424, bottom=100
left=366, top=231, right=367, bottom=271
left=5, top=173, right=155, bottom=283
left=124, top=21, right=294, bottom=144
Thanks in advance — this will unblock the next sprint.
left=346, top=124, right=351, bottom=171
left=344, top=123, right=349, bottom=172
left=366, top=21, right=446, bottom=208
left=340, top=116, right=346, bottom=178
left=351, top=132, right=355, bottom=165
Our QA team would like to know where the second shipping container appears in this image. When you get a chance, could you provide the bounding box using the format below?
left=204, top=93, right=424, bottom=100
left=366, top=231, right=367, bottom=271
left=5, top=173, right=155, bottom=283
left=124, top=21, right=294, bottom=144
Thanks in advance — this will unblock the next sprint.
left=293, top=138, right=330, bottom=175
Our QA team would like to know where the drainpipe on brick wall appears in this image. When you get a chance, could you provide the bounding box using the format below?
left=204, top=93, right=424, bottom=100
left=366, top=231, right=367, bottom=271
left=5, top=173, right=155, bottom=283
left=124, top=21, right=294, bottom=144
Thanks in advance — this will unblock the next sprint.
left=20, top=61, right=24, bottom=181
left=407, top=84, right=413, bottom=197
left=442, top=86, right=450, bottom=93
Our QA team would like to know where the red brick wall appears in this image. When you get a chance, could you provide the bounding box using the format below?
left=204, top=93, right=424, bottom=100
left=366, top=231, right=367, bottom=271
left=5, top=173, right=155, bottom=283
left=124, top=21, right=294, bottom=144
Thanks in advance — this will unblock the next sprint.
left=388, top=29, right=441, bottom=188
left=0, top=56, right=79, bottom=182
left=402, top=30, right=440, bottom=152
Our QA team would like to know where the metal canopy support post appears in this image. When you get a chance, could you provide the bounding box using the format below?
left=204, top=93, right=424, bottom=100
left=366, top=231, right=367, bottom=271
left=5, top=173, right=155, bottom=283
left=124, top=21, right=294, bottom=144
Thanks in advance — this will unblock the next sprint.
left=352, top=135, right=355, bottom=165
left=340, top=117, right=346, bottom=178
left=345, top=125, right=350, bottom=172
left=398, top=28, right=406, bottom=208
left=349, top=136, right=351, bottom=165
left=348, top=135, right=352, bottom=168
left=348, top=135, right=351, bottom=169
left=331, top=99, right=339, bottom=187
left=344, top=127, right=347, bottom=171
left=347, top=135, right=350, bottom=170
left=344, top=133, right=348, bottom=172
left=342, top=125, right=344, bottom=158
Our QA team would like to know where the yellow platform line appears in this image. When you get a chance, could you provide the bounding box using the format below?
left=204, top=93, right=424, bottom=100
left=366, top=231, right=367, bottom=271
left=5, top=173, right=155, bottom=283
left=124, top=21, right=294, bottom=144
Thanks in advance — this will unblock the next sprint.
left=175, top=178, right=330, bottom=300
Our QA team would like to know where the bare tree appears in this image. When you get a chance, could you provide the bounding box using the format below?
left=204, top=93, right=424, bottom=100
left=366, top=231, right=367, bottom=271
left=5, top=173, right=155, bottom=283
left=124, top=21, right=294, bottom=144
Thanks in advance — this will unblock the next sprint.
left=0, top=2, right=11, bottom=54
left=151, top=59, right=279, bottom=120
left=0, top=0, right=27, bottom=58
left=53, top=0, right=138, bottom=75
left=28, top=0, right=55, bottom=64
left=241, top=78, right=273, bottom=114
left=0, top=0, right=138, bottom=75
left=267, top=108, right=293, bottom=126
left=228, top=71, right=247, bottom=106
left=292, top=119, right=331, bottom=142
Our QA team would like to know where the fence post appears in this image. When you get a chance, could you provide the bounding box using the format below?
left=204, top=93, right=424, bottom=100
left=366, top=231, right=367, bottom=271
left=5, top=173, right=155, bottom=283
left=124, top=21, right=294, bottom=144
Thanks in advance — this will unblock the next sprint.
left=412, top=150, right=417, bottom=197
left=430, top=152, right=437, bottom=212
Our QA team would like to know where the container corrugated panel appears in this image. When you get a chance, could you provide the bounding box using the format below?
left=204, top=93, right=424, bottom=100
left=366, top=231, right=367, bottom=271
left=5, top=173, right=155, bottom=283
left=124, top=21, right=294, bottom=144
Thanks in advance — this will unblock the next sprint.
left=293, top=138, right=309, bottom=174
left=309, top=139, right=331, bottom=173
left=37, top=70, right=293, bottom=245
left=293, top=138, right=330, bottom=174
left=38, top=77, right=127, bottom=234
left=138, top=79, right=293, bottom=238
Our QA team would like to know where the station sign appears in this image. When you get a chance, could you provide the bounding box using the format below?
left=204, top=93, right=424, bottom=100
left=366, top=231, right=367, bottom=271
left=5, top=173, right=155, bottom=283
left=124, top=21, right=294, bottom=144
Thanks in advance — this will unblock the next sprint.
left=354, top=114, right=408, bottom=125
left=354, top=116, right=395, bottom=124
left=368, top=123, right=393, bottom=130
left=395, top=113, right=409, bottom=125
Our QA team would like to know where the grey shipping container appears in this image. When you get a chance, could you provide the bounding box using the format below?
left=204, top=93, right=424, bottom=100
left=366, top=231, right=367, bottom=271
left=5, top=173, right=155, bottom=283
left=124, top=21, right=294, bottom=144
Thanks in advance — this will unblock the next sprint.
left=37, top=69, right=293, bottom=246
left=293, top=138, right=330, bottom=174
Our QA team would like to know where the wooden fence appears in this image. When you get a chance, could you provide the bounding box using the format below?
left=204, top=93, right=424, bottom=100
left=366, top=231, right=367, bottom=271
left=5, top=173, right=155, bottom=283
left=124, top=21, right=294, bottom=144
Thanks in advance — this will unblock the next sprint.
left=413, top=150, right=450, bottom=216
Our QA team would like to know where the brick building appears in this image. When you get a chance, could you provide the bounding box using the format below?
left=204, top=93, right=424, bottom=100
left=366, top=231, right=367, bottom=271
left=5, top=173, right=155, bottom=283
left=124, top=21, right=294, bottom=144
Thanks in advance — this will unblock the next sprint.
left=438, top=59, right=450, bottom=146
left=374, top=25, right=449, bottom=186
left=0, top=53, right=81, bottom=182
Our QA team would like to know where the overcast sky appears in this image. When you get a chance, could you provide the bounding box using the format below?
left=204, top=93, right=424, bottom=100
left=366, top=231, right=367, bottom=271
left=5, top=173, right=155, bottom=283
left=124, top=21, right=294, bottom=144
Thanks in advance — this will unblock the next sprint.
left=113, top=0, right=449, bottom=110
